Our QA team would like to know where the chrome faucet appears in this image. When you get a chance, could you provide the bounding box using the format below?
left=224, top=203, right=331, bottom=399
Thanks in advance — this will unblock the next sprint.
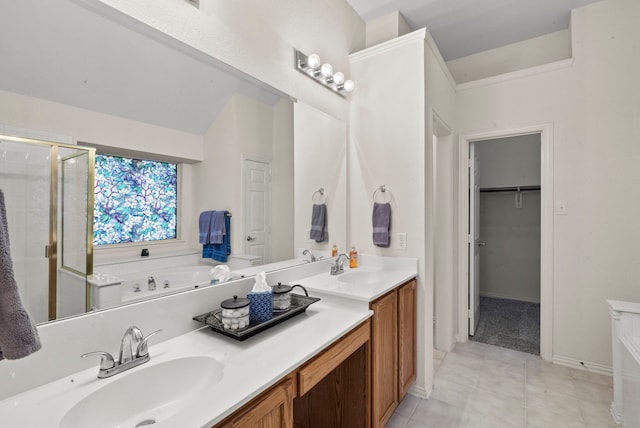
left=330, top=253, right=350, bottom=275
left=148, top=276, right=156, bottom=291
left=81, top=326, right=161, bottom=379
left=302, top=249, right=316, bottom=262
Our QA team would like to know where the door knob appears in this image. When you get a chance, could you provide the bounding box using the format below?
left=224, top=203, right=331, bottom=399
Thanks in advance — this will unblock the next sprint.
left=476, top=241, right=486, bottom=246
left=246, top=236, right=256, bottom=242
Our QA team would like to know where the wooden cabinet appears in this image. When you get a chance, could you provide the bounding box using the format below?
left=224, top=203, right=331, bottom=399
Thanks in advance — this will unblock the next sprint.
left=215, top=320, right=370, bottom=428
left=370, top=278, right=417, bottom=428
left=398, top=279, right=417, bottom=400
left=371, top=289, right=398, bottom=428
left=294, top=320, right=370, bottom=428
left=217, top=376, right=295, bottom=428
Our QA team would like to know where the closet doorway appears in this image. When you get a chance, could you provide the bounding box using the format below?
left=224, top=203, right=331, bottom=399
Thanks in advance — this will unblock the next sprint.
left=458, top=124, right=554, bottom=361
left=469, top=135, right=541, bottom=355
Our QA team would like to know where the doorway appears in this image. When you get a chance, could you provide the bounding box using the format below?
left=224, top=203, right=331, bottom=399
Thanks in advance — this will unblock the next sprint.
left=468, top=135, right=541, bottom=355
left=457, top=124, right=554, bottom=361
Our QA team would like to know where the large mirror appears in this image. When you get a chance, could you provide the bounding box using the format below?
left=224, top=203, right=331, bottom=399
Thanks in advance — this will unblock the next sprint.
left=0, top=0, right=346, bottom=323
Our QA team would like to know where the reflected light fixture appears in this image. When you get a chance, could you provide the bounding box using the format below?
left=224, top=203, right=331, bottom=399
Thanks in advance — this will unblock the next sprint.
left=295, top=49, right=355, bottom=97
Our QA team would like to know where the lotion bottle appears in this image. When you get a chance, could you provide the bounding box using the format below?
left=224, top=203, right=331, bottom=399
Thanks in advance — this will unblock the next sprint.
left=331, top=244, right=338, bottom=257
left=349, top=245, right=358, bottom=268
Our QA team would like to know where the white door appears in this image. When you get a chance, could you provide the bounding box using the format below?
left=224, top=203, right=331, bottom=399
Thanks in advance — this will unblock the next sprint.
left=469, top=144, right=482, bottom=336
left=243, top=158, right=271, bottom=264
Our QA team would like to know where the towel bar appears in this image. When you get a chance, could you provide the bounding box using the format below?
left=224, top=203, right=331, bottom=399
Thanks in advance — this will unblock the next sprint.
left=312, top=188, right=326, bottom=204
left=372, top=185, right=392, bottom=203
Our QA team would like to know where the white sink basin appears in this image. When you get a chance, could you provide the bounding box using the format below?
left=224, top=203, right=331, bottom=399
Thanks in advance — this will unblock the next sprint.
left=59, top=356, right=224, bottom=428
left=336, top=271, right=381, bottom=285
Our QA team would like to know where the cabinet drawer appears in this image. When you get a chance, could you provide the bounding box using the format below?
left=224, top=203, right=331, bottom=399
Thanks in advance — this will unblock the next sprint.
left=297, top=320, right=370, bottom=396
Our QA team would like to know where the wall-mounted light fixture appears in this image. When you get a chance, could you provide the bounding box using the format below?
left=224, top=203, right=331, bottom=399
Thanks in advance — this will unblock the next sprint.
left=295, top=49, right=355, bottom=97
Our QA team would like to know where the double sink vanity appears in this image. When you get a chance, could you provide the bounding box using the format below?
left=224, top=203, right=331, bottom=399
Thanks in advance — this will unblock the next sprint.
left=0, top=255, right=417, bottom=428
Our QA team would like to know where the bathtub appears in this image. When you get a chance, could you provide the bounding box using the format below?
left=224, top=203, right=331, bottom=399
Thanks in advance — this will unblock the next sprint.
left=119, top=265, right=215, bottom=304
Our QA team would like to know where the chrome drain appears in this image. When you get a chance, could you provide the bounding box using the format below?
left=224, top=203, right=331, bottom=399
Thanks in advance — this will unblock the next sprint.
left=135, top=419, right=156, bottom=427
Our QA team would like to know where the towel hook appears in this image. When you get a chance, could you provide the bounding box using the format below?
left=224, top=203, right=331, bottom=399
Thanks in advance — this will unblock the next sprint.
left=312, top=187, right=326, bottom=204
left=372, top=185, right=392, bottom=203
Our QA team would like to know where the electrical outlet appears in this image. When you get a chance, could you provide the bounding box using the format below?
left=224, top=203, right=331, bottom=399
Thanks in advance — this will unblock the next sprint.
left=397, top=233, right=407, bottom=250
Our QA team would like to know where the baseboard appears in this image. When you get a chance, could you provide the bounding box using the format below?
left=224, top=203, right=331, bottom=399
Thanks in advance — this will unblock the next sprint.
left=552, top=355, right=613, bottom=376
left=409, top=383, right=429, bottom=399
left=479, top=292, right=540, bottom=304
left=611, top=404, right=625, bottom=426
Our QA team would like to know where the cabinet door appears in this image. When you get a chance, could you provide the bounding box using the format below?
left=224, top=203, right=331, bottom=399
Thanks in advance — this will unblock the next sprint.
left=371, top=291, right=398, bottom=428
left=398, top=279, right=417, bottom=399
left=221, top=377, right=294, bottom=428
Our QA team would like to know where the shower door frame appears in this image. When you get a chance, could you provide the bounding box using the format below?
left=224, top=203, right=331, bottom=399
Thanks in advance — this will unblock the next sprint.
left=0, top=135, right=95, bottom=321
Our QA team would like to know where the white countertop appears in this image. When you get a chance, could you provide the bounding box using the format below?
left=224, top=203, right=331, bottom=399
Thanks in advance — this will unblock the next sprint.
left=291, top=265, right=417, bottom=302
left=0, top=296, right=371, bottom=427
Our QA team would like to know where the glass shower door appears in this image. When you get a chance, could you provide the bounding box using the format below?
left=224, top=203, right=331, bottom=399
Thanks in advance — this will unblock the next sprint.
left=0, top=138, right=53, bottom=324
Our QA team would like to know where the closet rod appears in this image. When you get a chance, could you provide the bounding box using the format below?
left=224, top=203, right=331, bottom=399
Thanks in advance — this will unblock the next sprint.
left=480, top=185, right=540, bottom=193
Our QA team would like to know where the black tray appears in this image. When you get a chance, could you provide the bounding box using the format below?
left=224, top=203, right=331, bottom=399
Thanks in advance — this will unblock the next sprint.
left=193, top=293, right=321, bottom=341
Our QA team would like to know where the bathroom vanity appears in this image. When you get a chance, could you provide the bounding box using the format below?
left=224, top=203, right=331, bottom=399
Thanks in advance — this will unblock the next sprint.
left=0, top=255, right=417, bottom=428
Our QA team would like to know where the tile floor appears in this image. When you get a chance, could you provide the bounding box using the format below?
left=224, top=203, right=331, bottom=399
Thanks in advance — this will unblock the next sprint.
left=387, top=341, right=617, bottom=428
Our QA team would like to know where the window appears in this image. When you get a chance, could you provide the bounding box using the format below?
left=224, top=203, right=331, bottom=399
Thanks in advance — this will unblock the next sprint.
left=93, top=154, right=178, bottom=245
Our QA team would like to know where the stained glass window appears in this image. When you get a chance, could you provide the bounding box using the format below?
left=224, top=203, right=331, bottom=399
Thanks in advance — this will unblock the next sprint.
left=93, top=154, right=177, bottom=245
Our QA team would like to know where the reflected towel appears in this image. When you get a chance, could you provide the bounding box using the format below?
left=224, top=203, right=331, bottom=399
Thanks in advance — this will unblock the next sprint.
left=310, top=204, right=326, bottom=242
left=0, top=189, right=42, bottom=360
left=198, top=211, right=214, bottom=244
left=203, top=212, right=231, bottom=262
left=209, top=211, right=227, bottom=245
left=372, top=202, right=391, bottom=247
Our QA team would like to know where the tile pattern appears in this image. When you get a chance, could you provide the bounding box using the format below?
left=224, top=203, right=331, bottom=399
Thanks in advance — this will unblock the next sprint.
left=387, top=341, right=617, bottom=428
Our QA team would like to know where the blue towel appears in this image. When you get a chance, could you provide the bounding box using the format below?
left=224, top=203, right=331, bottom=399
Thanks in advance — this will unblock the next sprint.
left=209, top=211, right=227, bottom=245
left=372, top=202, right=391, bottom=247
left=310, top=204, right=326, bottom=242
left=203, top=212, right=231, bottom=262
left=198, top=211, right=214, bottom=244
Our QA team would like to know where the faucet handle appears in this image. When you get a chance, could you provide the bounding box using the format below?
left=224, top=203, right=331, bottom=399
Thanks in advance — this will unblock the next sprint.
left=136, top=329, right=162, bottom=358
left=81, top=351, right=116, bottom=370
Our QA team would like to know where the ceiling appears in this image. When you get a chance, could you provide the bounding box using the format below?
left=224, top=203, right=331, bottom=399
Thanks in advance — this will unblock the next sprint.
left=0, top=1, right=282, bottom=136
left=345, top=0, right=603, bottom=61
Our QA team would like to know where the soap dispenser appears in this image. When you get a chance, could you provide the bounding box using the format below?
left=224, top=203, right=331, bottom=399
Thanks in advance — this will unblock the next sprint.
left=331, top=244, right=338, bottom=257
left=349, top=246, right=358, bottom=268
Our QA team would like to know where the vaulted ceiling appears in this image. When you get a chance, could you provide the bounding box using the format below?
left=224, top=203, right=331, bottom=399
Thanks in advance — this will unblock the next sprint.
left=345, top=0, right=603, bottom=60
left=0, top=1, right=281, bottom=136
left=1, top=1, right=604, bottom=136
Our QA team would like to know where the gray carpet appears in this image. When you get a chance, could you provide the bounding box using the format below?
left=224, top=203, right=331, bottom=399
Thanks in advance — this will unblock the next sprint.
left=469, top=296, right=540, bottom=355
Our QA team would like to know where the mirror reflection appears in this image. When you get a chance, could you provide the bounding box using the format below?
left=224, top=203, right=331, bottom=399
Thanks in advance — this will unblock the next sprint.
left=0, top=1, right=344, bottom=324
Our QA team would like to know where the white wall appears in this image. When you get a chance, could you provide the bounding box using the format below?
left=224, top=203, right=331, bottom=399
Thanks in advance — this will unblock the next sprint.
left=365, top=11, right=411, bottom=48
left=350, top=30, right=430, bottom=395
left=425, top=33, right=458, bottom=356
left=293, top=102, right=348, bottom=254
left=456, top=0, right=640, bottom=369
left=271, top=99, right=295, bottom=263
left=0, top=91, right=203, bottom=162
left=475, top=135, right=541, bottom=303
left=479, top=191, right=541, bottom=303
left=477, top=134, right=541, bottom=189
left=447, top=29, right=571, bottom=84
left=190, top=94, right=294, bottom=262
left=90, top=0, right=365, bottom=123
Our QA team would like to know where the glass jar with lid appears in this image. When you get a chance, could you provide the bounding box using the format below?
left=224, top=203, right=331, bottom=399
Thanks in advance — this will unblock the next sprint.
left=219, top=295, right=250, bottom=330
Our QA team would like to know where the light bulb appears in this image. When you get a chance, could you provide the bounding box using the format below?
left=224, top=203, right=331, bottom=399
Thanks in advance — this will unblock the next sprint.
left=320, top=63, right=333, bottom=78
left=307, top=54, right=320, bottom=69
left=343, top=80, right=355, bottom=92
left=333, top=72, right=345, bottom=85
